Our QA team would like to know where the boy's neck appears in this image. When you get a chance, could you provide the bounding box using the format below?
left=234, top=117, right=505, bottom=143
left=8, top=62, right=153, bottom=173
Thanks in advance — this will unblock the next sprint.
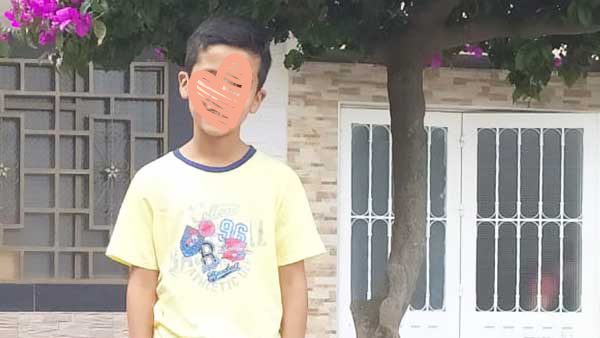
left=180, top=128, right=250, bottom=168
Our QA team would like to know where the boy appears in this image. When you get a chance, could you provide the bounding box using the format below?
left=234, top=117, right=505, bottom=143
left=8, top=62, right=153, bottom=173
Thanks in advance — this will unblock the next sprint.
left=106, top=16, right=326, bottom=338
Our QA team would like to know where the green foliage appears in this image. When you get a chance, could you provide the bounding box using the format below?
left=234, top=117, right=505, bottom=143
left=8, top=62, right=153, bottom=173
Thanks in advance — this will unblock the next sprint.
left=3, top=0, right=600, bottom=101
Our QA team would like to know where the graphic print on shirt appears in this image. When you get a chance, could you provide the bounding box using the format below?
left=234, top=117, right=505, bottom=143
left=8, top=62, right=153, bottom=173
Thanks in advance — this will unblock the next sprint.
left=169, top=203, right=266, bottom=292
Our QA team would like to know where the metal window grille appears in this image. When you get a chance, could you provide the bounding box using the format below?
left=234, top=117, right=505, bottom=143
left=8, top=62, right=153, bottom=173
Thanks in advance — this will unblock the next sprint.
left=0, top=59, right=168, bottom=283
left=475, top=128, right=582, bottom=312
left=350, top=123, right=447, bottom=312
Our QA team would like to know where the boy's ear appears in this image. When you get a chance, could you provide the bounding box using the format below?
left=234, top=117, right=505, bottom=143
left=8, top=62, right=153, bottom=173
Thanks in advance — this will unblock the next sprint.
left=249, top=88, right=267, bottom=114
left=178, top=71, right=190, bottom=99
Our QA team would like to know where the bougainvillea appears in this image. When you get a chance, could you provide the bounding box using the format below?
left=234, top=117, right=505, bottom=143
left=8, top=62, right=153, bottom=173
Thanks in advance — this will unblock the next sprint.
left=1, top=0, right=107, bottom=73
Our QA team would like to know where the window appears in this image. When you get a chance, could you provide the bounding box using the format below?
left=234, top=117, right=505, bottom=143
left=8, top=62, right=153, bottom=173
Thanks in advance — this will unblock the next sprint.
left=475, top=128, right=582, bottom=312
left=350, top=123, right=447, bottom=311
left=0, top=60, right=167, bottom=283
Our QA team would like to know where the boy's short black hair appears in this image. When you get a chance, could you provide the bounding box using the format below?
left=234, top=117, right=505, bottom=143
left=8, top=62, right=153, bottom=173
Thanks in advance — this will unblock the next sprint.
left=185, top=16, right=272, bottom=90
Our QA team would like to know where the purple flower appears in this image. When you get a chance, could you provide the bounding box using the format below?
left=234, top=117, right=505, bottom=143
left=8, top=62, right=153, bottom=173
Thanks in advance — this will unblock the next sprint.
left=53, top=7, right=78, bottom=30
left=0, top=33, right=10, bottom=42
left=29, top=0, right=58, bottom=19
left=53, top=7, right=92, bottom=37
left=74, top=13, right=91, bottom=37
left=4, top=10, right=21, bottom=27
left=38, top=28, right=56, bottom=45
left=554, top=57, right=562, bottom=68
left=430, top=53, right=443, bottom=68
left=20, top=11, right=33, bottom=24
left=71, top=0, right=81, bottom=5
left=4, top=9, right=15, bottom=21
left=154, top=47, right=166, bottom=61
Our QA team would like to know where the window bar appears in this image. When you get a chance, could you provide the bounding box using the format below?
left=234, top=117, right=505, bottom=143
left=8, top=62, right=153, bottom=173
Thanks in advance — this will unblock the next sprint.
left=0, top=114, right=4, bottom=247
left=53, top=77, right=60, bottom=279
left=476, top=217, right=564, bottom=223
left=559, top=129, right=565, bottom=311
left=19, top=61, right=25, bottom=92
left=425, top=126, right=432, bottom=310
left=387, top=125, right=393, bottom=258
left=537, top=129, right=544, bottom=311
left=493, top=128, right=500, bottom=311
left=19, top=114, right=25, bottom=279
left=367, top=124, right=373, bottom=300
left=516, top=129, right=522, bottom=311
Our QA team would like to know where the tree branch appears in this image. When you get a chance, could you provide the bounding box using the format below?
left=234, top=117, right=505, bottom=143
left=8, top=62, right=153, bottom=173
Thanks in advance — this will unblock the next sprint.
left=440, top=16, right=600, bottom=49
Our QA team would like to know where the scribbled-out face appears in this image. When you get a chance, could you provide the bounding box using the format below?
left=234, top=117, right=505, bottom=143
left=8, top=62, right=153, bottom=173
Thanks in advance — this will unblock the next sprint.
left=178, top=44, right=266, bottom=137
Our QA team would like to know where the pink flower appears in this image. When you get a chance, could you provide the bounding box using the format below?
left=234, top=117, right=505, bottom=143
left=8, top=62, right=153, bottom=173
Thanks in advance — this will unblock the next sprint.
left=430, top=53, right=443, bottom=68
left=74, top=12, right=91, bottom=37
left=71, top=0, right=81, bottom=5
left=4, top=10, right=15, bottom=21
left=554, top=57, right=562, bottom=68
left=38, top=28, right=56, bottom=45
left=53, top=7, right=91, bottom=37
left=20, top=11, right=33, bottom=24
left=53, top=7, right=78, bottom=30
left=0, top=33, right=10, bottom=42
left=154, top=47, right=165, bottom=61
left=30, top=0, right=58, bottom=19
left=4, top=10, right=21, bottom=27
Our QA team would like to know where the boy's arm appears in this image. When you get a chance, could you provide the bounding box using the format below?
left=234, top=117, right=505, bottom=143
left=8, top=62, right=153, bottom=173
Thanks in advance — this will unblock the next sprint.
left=279, top=260, right=308, bottom=338
left=127, top=266, right=158, bottom=338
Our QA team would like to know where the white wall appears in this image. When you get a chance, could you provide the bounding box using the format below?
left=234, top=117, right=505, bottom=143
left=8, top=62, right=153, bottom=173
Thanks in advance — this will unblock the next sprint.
left=241, top=42, right=290, bottom=161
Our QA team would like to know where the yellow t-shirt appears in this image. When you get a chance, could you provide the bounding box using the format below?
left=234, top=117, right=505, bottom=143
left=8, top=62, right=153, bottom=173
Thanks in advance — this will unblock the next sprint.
left=105, top=146, right=326, bottom=338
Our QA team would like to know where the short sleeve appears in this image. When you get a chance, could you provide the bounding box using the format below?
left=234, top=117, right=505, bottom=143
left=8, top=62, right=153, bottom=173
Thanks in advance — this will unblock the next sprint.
left=105, top=170, right=158, bottom=270
left=275, top=169, right=326, bottom=266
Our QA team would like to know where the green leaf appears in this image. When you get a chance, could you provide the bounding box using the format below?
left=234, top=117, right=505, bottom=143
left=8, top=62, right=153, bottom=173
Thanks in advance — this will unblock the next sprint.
left=93, top=20, right=107, bottom=46
left=209, top=0, right=219, bottom=12
left=55, top=33, right=65, bottom=50
left=319, top=5, right=328, bottom=21
left=567, top=2, right=578, bottom=22
left=24, top=31, right=38, bottom=49
left=515, top=49, right=528, bottom=71
left=307, top=0, right=324, bottom=11
left=558, top=65, right=583, bottom=87
left=578, top=4, right=593, bottom=26
left=91, top=0, right=109, bottom=13
left=81, top=0, right=93, bottom=13
left=541, top=48, right=553, bottom=64
left=284, top=49, right=305, bottom=70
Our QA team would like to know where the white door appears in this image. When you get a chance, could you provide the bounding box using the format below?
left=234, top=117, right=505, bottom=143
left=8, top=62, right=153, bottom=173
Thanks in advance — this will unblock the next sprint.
left=460, top=113, right=600, bottom=338
left=338, top=108, right=600, bottom=338
left=337, top=106, right=462, bottom=338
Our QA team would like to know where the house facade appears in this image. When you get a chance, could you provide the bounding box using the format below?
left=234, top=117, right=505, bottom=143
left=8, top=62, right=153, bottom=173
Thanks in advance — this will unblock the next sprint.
left=1, top=42, right=600, bottom=338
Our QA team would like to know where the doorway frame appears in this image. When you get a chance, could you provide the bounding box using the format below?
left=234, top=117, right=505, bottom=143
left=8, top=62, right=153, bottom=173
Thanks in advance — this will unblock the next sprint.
left=337, top=103, right=462, bottom=337
left=337, top=103, right=600, bottom=338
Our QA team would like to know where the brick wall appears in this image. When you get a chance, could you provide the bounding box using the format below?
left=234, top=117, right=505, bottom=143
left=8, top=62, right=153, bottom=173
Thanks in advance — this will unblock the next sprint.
left=289, top=62, right=600, bottom=338
left=2, top=62, right=599, bottom=338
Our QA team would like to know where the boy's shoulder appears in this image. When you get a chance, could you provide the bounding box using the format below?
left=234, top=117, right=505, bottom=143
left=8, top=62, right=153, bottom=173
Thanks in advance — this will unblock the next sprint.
left=129, top=151, right=176, bottom=183
left=252, top=149, right=300, bottom=181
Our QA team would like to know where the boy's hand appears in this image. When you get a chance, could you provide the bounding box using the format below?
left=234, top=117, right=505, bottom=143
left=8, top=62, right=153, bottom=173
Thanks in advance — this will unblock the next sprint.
left=127, top=266, right=158, bottom=338
left=279, top=260, right=308, bottom=338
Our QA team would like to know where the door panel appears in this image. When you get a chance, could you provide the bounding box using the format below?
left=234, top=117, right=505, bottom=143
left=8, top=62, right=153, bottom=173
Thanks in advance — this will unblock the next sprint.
left=338, top=107, right=461, bottom=338
left=460, top=114, right=599, bottom=338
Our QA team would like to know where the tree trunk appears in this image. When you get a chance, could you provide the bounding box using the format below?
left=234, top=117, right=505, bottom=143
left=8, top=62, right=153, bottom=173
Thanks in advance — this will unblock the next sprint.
left=350, top=58, right=427, bottom=338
